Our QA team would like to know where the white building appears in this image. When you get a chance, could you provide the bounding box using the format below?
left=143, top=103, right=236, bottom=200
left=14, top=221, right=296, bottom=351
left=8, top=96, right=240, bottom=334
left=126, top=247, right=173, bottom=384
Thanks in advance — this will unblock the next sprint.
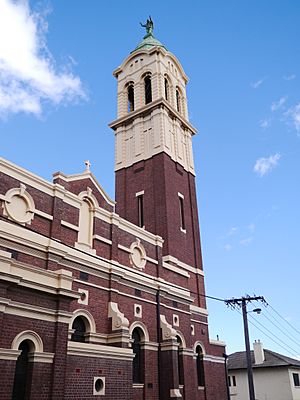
left=228, top=340, right=300, bottom=400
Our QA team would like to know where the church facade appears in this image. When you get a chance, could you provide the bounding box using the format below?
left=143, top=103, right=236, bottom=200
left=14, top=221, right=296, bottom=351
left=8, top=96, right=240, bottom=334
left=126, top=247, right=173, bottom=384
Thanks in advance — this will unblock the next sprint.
left=0, top=22, right=228, bottom=400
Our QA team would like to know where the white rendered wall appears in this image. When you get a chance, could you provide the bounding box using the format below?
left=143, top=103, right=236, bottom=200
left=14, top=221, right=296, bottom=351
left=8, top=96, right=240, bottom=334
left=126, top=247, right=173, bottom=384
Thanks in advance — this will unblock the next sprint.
left=229, top=368, right=294, bottom=400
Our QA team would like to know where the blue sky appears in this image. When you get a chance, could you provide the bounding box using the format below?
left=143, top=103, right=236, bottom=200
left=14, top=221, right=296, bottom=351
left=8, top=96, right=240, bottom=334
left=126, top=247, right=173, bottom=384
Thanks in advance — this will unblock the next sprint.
left=1, top=0, right=300, bottom=356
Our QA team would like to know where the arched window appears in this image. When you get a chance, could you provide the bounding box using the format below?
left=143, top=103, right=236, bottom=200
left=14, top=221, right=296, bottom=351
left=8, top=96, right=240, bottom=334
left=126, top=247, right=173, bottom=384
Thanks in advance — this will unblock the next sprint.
left=144, top=75, right=152, bottom=104
left=12, top=340, right=32, bottom=400
left=164, top=77, right=170, bottom=101
left=71, top=316, right=86, bottom=343
left=177, top=336, right=184, bottom=386
left=176, top=87, right=181, bottom=113
left=127, top=83, right=134, bottom=112
left=132, top=328, right=143, bottom=383
left=196, top=345, right=205, bottom=387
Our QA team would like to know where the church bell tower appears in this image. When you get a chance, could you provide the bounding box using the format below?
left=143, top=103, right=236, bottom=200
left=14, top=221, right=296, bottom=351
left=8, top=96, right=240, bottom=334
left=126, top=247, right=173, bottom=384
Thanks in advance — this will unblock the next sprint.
left=109, top=23, right=230, bottom=400
left=109, top=19, right=204, bottom=305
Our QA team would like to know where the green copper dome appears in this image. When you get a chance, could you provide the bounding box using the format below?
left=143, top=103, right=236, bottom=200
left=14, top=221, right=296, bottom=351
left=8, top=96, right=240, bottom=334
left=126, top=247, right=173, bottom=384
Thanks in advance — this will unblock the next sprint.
left=132, top=17, right=167, bottom=53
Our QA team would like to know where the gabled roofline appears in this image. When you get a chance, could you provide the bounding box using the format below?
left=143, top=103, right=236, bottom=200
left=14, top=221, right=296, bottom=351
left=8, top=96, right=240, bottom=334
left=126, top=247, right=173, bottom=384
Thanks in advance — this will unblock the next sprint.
left=52, top=171, right=115, bottom=207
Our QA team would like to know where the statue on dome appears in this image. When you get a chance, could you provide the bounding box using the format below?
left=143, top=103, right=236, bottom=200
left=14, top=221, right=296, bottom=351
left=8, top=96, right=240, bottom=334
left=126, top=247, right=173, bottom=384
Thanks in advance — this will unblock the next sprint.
left=140, top=16, right=154, bottom=35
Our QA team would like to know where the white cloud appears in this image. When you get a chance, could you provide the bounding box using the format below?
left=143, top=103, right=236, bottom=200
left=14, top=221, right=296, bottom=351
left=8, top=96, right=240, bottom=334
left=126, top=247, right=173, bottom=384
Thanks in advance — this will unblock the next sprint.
left=285, top=103, right=300, bottom=133
left=227, top=227, right=238, bottom=236
left=251, top=78, right=265, bottom=89
left=240, top=237, right=253, bottom=246
left=0, top=0, right=86, bottom=118
left=223, top=244, right=233, bottom=251
left=271, top=96, right=287, bottom=112
left=283, top=74, right=296, bottom=81
left=259, top=118, right=271, bottom=129
left=247, top=223, right=255, bottom=232
left=254, top=154, right=281, bottom=177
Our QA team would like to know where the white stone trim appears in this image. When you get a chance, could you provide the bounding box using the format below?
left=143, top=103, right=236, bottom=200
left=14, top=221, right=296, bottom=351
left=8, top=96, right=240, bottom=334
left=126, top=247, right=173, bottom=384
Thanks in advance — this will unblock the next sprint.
left=93, top=235, right=112, bottom=245
left=160, top=315, right=177, bottom=340
left=61, top=220, right=79, bottom=231
left=203, top=354, right=225, bottom=364
left=93, top=376, right=105, bottom=396
left=178, top=192, right=184, bottom=199
left=1, top=298, right=73, bottom=324
left=108, top=302, right=129, bottom=331
left=0, top=348, right=21, bottom=360
left=135, top=190, right=144, bottom=197
left=190, top=304, right=209, bottom=317
left=2, top=185, right=35, bottom=224
left=140, top=341, right=159, bottom=351
left=0, top=157, right=81, bottom=208
left=209, top=338, right=226, bottom=347
left=28, top=351, right=55, bottom=363
left=162, top=255, right=204, bottom=276
left=77, top=288, right=89, bottom=305
left=70, top=309, right=97, bottom=333
left=170, top=388, right=182, bottom=398
left=53, top=171, right=115, bottom=207
left=129, top=321, right=150, bottom=342
left=193, top=340, right=206, bottom=355
left=190, top=319, right=208, bottom=326
left=0, top=250, right=78, bottom=299
left=133, top=383, right=144, bottom=389
left=34, top=209, right=53, bottom=220
left=162, top=261, right=190, bottom=278
left=0, top=220, right=191, bottom=303
left=12, top=330, right=44, bottom=352
left=67, top=341, right=134, bottom=361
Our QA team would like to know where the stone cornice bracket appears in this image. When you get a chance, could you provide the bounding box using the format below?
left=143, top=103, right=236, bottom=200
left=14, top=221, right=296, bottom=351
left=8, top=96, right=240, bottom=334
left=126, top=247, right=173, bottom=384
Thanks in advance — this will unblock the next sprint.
left=160, top=314, right=177, bottom=341
left=108, top=302, right=129, bottom=331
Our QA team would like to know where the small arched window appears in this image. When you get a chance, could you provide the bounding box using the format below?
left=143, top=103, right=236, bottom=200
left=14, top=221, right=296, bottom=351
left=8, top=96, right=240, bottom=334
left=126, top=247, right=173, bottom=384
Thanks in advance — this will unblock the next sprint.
left=127, top=84, right=134, bottom=112
left=164, top=77, right=170, bottom=101
left=177, top=335, right=184, bottom=386
left=132, top=328, right=143, bottom=383
left=12, top=340, right=32, bottom=400
left=144, top=75, right=152, bottom=104
left=176, top=87, right=181, bottom=113
left=196, top=345, right=205, bottom=387
left=71, top=316, right=86, bottom=343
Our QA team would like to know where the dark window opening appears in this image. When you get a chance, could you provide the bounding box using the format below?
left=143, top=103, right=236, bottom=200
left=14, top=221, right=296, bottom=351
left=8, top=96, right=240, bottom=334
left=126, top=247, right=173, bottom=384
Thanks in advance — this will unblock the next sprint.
left=164, top=78, right=169, bottom=100
left=137, top=194, right=144, bottom=228
left=145, top=75, right=152, bottom=104
left=127, top=84, right=134, bottom=112
left=179, top=196, right=185, bottom=230
left=176, top=89, right=181, bottom=112
left=132, top=329, right=143, bottom=383
left=177, top=336, right=184, bottom=386
left=232, top=375, right=236, bottom=386
left=71, top=316, right=86, bottom=343
left=12, top=340, right=31, bottom=400
left=293, top=373, right=300, bottom=387
left=196, top=345, right=205, bottom=387
left=228, top=376, right=231, bottom=387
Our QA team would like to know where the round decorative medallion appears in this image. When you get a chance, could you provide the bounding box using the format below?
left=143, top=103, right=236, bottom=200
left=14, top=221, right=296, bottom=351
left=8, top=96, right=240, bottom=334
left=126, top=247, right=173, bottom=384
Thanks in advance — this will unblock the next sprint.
left=3, top=185, right=35, bottom=224
left=129, top=239, right=146, bottom=269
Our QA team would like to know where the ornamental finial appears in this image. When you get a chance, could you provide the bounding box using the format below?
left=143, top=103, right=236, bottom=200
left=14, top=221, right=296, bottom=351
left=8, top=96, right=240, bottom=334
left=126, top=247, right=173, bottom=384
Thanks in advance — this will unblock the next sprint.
left=140, top=16, right=154, bottom=36
left=84, top=160, right=91, bottom=171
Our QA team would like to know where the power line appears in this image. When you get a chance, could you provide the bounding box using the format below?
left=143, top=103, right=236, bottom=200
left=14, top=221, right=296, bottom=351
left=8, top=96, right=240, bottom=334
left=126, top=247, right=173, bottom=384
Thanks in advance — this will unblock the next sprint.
left=265, top=301, right=300, bottom=337
left=259, top=310, right=300, bottom=350
left=234, top=308, right=299, bottom=359
left=247, top=313, right=300, bottom=357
